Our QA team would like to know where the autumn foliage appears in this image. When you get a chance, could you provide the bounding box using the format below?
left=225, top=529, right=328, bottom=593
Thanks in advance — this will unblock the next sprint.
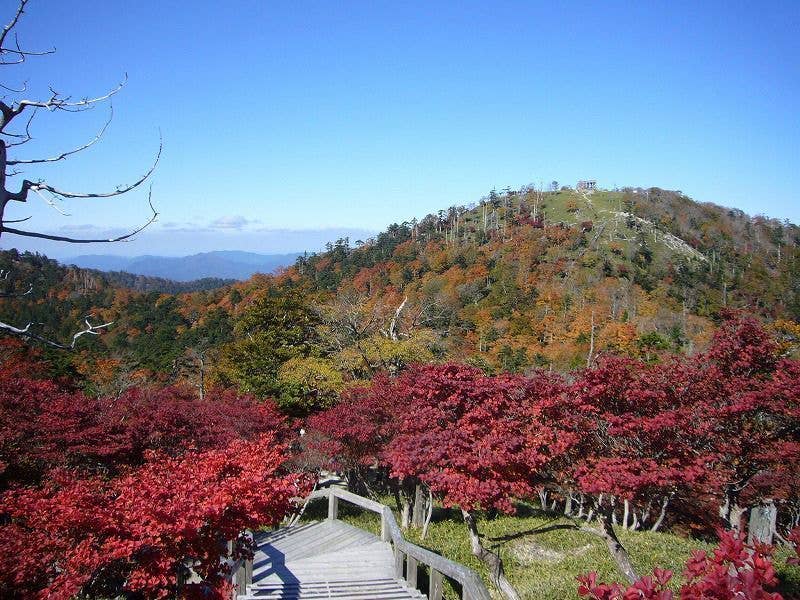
left=307, top=313, right=800, bottom=596
left=578, top=530, right=785, bottom=599
left=0, top=377, right=304, bottom=599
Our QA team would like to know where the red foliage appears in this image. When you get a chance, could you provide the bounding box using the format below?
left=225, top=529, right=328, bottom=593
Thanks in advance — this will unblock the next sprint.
left=707, top=311, right=780, bottom=379
left=306, top=373, right=402, bottom=473
left=568, top=355, right=723, bottom=504
left=0, top=337, right=49, bottom=379
left=789, top=527, right=800, bottom=567
left=386, top=364, right=565, bottom=513
left=0, top=432, right=304, bottom=599
left=0, top=376, right=300, bottom=598
left=0, top=378, right=287, bottom=484
left=577, top=530, right=782, bottom=599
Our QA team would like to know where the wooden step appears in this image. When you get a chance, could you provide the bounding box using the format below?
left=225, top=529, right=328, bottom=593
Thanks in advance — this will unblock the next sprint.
left=238, top=521, right=427, bottom=600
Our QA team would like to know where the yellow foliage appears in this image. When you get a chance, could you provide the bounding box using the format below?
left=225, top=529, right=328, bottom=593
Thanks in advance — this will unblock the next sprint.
left=599, top=321, right=638, bottom=356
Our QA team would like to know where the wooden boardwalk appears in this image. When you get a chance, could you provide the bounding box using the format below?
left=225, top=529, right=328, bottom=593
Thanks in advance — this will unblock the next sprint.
left=237, top=520, right=425, bottom=599
left=229, top=488, right=490, bottom=600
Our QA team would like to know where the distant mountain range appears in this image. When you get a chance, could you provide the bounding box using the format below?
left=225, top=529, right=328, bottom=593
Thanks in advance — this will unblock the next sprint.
left=65, top=251, right=302, bottom=282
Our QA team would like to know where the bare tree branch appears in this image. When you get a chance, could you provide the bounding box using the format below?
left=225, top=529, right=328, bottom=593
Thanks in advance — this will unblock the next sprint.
left=0, top=2, right=55, bottom=66
left=0, top=316, right=113, bottom=349
left=2, top=106, right=36, bottom=147
left=0, top=1, right=161, bottom=352
left=9, top=134, right=160, bottom=200
left=0, top=0, right=27, bottom=51
left=9, top=75, right=126, bottom=118
left=0, top=32, right=55, bottom=65
left=2, top=185, right=158, bottom=242
left=0, top=79, right=26, bottom=93
left=8, top=106, right=112, bottom=165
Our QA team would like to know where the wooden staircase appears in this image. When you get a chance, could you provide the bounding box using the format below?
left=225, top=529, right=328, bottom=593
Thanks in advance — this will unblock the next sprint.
left=229, top=488, right=491, bottom=600
left=238, top=520, right=425, bottom=599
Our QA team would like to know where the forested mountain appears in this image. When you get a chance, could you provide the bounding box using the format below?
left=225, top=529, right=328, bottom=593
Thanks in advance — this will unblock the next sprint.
left=2, top=185, right=798, bottom=411
left=67, top=250, right=302, bottom=281
left=277, top=186, right=799, bottom=379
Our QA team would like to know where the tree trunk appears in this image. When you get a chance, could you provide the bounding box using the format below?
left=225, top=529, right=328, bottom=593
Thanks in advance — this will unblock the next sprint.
left=538, top=489, right=548, bottom=510
left=748, top=499, right=777, bottom=545
left=720, top=489, right=746, bottom=533
left=595, top=503, right=638, bottom=584
left=421, top=488, right=434, bottom=540
left=622, top=499, right=630, bottom=530
left=411, top=483, right=426, bottom=528
left=650, top=495, right=670, bottom=532
left=462, top=510, right=521, bottom=600
left=399, top=478, right=417, bottom=529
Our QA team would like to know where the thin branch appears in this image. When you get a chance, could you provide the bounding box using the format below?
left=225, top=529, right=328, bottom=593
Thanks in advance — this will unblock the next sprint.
left=3, top=107, right=36, bottom=146
left=0, top=79, right=26, bottom=93
left=8, top=105, right=112, bottom=165
left=1, top=185, right=158, bottom=242
left=32, top=187, right=70, bottom=216
left=0, top=32, right=55, bottom=65
left=0, top=0, right=27, bottom=51
left=0, top=274, right=32, bottom=297
left=0, top=316, right=113, bottom=350
left=24, top=134, right=160, bottom=198
left=11, top=74, right=127, bottom=117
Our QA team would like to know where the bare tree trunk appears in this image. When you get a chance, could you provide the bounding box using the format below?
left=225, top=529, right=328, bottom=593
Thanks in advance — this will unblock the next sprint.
left=586, top=310, right=595, bottom=367
left=411, top=482, right=425, bottom=528
left=398, top=478, right=417, bottom=530
left=386, top=296, right=408, bottom=341
left=651, top=495, right=670, bottom=532
left=748, top=499, right=777, bottom=545
left=595, top=503, right=638, bottom=584
left=462, top=510, right=521, bottom=600
left=390, top=479, right=403, bottom=516
left=720, top=489, right=746, bottom=534
left=538, top=488, right=548, bottom=510
left=622, top=499, right=630, bottom=530
left=421, top=487, right=434, bottom=540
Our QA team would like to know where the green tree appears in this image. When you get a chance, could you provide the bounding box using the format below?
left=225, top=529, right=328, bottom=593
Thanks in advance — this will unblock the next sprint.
left=213, top=290, right=320, bottom=403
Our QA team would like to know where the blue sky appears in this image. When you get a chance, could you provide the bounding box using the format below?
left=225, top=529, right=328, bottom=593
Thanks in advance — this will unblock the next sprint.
left=2, top=0, right=798, bottom=258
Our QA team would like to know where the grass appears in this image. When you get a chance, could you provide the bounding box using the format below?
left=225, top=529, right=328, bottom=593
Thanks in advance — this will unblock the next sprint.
left=301, top=496, right=800, bottom=599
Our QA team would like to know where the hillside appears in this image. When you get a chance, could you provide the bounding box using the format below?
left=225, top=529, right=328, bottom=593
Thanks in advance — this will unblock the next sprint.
left=1, top=185, right=798, bottom=405
left=276, top=186, right=799, bottom=376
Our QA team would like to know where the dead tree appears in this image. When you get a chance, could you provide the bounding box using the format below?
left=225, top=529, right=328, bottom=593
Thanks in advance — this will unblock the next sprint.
left=0, top=0, right=160, bottom=348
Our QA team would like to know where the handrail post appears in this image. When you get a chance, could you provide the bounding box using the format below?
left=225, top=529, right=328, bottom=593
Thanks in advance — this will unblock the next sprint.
left=394, top=546, right=404, bottom=579
left=406, top=555, right=418, bottom=588
left=327, top=489, right=338, bottom=521
left=245, top=557, right=253, bottom=589
left=380, top=507, right=390, bottom=542
left=429, top=568, right=443, bottom=600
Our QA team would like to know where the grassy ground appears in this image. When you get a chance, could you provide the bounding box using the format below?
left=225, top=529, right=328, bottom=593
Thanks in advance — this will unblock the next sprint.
left=302, top=497, right=800, bottom=599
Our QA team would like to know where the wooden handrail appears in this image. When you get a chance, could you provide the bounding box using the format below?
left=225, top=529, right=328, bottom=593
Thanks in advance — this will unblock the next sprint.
left=307, top=487, right=491, bottom=600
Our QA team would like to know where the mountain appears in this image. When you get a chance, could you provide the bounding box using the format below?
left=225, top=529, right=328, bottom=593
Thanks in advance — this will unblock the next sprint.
left=2, top=185, right=798, bottom=386
left=275, top=185, right=800, bottom=373
left=65, top=251, right=302, bottom=281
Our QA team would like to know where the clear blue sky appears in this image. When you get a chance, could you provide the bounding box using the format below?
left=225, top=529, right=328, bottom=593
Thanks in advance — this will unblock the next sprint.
left=2, top=0, right=798, bottom=258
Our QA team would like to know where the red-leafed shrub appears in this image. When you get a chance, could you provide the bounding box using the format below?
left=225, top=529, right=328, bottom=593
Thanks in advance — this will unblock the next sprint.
left=385, top=363, right=566, bottom=599
left=306, top=373, right=402, bottom=476
left=0, top=432, right=305, bottom=599
left=0, top=378, right=287, bottom=485
left=577, top=530, right=782, bottom=599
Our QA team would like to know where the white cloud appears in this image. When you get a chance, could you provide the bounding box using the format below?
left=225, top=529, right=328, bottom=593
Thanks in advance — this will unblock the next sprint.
left=209, top=215, right=257, bottom=230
